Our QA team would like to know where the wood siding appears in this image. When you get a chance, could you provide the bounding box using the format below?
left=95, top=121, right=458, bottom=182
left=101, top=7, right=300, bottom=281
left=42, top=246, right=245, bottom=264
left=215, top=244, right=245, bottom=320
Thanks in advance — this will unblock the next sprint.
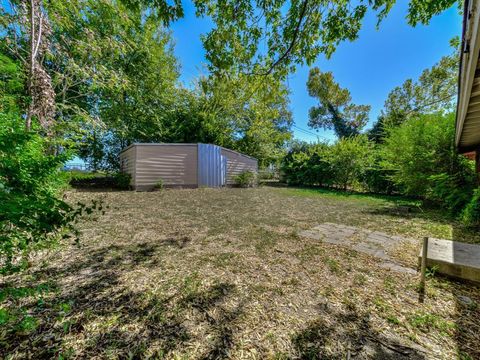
left=119, top=146, right=136, bottom=187
left=221, top=148, right=258, bottom=185
left=135, top=144, right=198, bottom=190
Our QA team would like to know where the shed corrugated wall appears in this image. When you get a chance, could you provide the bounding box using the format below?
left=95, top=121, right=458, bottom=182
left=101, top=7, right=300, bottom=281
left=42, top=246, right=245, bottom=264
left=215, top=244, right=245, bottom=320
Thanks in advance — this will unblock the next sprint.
left=134, top=144, right=198, bottom=190
left=198, top=144, right=226, bottom=187
left=119, top=146, right=136, bottom=187
left=220, top=148, right=258, bottom=185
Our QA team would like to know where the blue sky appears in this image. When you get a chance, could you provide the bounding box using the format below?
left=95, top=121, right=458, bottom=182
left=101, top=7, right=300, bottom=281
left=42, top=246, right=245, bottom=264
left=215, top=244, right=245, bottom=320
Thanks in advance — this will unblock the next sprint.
left=170, top=2, right=462, bottom=142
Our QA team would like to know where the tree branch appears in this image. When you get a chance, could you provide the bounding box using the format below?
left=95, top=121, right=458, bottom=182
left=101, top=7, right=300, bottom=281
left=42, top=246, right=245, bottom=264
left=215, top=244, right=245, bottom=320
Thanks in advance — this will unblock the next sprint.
left=33, top=12, right=43, bottom=60
left=405, top=93, right=456, bottom=116
left=256, top=0, right=310, bottom=76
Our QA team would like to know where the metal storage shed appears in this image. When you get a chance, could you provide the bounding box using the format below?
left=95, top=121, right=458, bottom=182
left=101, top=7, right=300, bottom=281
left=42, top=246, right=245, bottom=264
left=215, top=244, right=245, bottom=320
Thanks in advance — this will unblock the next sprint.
left=119, top=143, right=258, bottom=190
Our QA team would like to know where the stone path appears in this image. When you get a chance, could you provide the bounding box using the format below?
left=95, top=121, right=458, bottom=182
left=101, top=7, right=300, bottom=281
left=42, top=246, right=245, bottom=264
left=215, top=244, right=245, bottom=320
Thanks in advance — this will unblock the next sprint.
left=299, top=223, right=417, bottom=274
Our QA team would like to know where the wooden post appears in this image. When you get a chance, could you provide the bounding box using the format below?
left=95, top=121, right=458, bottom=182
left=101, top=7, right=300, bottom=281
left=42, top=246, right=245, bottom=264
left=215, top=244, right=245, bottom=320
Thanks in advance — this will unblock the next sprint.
left=419, top=237, right=429, bottom=301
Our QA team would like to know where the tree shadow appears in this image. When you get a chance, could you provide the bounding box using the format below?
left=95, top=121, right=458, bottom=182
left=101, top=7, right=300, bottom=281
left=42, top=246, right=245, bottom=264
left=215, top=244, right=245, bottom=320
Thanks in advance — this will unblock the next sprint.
left=181, top=282, right=243, bottom=360
left=292, top=306, right=426, bottom=359
left=365, top=206, right=480, bottom=358
left=364, top=205, right=480, bottom=244
left=0, top=239, right=241, bottom=359
left=452, top=280, right=480, bottom=360
left=160, top=236, right=192, bottom=249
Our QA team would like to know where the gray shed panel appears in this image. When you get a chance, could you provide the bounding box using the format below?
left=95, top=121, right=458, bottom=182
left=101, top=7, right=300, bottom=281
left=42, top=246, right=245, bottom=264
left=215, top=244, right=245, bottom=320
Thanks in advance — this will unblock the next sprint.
left=198, top=144, right=226, bottom=187
left=220, top=148, right=258, bottom=185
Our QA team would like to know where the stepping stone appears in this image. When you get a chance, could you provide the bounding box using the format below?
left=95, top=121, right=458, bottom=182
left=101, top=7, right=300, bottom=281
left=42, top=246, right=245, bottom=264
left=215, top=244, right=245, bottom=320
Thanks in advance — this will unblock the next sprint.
left=299, top=223, right=416, bottom=274
left=457, top=295, right=475, bottom=307
left=353, top=241, right=389, bottom=259
left=418, top=238, right=480, bottom=283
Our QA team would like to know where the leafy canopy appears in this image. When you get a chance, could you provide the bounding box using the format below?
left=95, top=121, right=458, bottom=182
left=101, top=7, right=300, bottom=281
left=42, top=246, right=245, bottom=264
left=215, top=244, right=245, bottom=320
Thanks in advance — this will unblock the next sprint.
left=0, top=54, right=100, bottom=272
left=369, top=38, right=459, bottom=142
left=193, top=0, right=459, bottom=77
left=307, top=67, right=370, bottom=138
left=197, top=73, right=293, bottom=167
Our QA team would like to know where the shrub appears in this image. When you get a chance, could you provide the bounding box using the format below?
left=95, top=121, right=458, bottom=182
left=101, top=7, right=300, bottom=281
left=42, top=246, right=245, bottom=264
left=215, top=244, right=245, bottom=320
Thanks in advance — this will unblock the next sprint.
left=281, top=138, right=375, bottom=190
left=326, top=136, right=374, bottom=190
left=154, top=178, right=164, bottom=190
left=235, top=171, right=257, bottom=187
left=0, top=116, right=97, bottom=272
left=461, top=189, right=480, bottom=227
left=0, top=54, right=99, bottom=273
left=113, top=172, right=131, bottom=190
left=429, top=172, right=476, bottom=213
left=281, top=142, right=333, bottom=186
left=380, top=113, right=477, bottom=209
left=258, top=169, right=277, bottom=181
left=361, top=168, right=397, bottom=194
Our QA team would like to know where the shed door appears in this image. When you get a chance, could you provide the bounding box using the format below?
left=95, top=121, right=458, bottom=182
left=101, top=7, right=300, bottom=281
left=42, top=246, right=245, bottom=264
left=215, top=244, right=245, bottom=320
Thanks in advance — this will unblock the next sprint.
left=198, top=144, right=224, bottom=187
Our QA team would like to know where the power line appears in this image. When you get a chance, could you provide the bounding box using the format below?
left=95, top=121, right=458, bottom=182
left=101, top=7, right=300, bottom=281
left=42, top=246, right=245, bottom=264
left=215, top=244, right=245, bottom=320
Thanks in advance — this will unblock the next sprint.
left=292, top=124, right=331, bottom=141
left=292, top=124, right=316, bottom=136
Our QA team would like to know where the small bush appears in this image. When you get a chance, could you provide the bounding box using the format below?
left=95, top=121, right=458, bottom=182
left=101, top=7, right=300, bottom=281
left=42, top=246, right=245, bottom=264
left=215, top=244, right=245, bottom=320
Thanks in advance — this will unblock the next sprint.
left=461, top=188, right=480, bottom=227
left=258, top=169, right=278, bottom=181
left=0, top=116, right=99, bottom=272
left=281, top=142, right=333, bottom=186
left=235, top=171, right=257, bottom=187
left=362, top=167, right=397, bottom=194
left=67, top=171, right=106, bottom=182
left=154, top=178, right=164, bottom=190
left=326, top=136, right=374, bottom=190
left=113, top=172, right=131, bottom=190
left=429, top=172, right=476, bottom=213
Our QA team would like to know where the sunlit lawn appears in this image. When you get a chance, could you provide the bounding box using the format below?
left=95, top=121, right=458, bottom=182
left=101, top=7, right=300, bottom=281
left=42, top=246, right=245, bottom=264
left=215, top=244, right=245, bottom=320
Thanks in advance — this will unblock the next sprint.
left=1, top=186, right=479, bottom=359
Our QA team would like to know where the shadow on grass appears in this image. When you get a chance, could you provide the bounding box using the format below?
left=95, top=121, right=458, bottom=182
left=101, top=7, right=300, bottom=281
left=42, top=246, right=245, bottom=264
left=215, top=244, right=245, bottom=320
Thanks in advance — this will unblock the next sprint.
left=452, top=281, right=480, bottom=360
left=291, top=306, right=426, bottom=360
left=160, top=236, right=192, bottom=249
left=0, top=240, right=241, bottom=359
left=269, top=183, right=421, bottom=204
left=181, top=282, right=243, bottom=360
left=365, top=205, right=480, bottom=244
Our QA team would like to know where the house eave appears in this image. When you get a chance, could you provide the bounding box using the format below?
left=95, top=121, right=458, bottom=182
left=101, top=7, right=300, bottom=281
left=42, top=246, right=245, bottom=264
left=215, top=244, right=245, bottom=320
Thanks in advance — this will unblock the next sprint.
left=456, top=0, right=480, bottom=153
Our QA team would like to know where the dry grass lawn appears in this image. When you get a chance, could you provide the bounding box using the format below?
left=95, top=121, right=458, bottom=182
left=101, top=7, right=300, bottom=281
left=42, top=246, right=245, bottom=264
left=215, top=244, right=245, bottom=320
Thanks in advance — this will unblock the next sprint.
left=1, top=186, right=480, bottom=359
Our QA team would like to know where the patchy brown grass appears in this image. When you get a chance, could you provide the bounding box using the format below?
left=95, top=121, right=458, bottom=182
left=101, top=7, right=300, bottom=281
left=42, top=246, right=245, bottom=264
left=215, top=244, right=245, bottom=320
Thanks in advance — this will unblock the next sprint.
left=1, top=186, right=479, bottom=359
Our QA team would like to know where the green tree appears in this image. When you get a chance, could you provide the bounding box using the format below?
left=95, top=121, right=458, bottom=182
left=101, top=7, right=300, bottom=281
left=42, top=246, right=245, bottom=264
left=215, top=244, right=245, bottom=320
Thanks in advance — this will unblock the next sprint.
left=0, top=53, right=95, bottom=271
left=369, top=39, right=458, bottom=142
left=307, top=67, right=370, bottom=138
left=29, top=0, right=181, bottom=169
left=194, top=0, right=459, bottom=77
left=197, top=73, right=293, bottom=167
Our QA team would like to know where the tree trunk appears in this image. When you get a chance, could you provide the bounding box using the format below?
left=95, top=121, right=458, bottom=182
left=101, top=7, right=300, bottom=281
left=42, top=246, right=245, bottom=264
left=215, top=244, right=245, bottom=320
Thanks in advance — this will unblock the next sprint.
left=24, top=0, right=55, bottom=133
left=26, top=0, right=35, bottom=131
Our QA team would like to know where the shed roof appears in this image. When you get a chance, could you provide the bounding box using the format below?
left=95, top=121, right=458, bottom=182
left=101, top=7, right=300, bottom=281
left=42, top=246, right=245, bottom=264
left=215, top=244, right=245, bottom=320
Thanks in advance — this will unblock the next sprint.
left=456, top=0, right=480, bottom=152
